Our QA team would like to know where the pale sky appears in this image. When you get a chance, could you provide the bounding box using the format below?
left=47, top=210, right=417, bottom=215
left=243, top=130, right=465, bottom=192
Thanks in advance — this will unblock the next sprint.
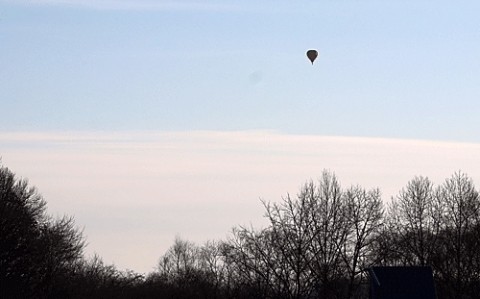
left=1, top=0, right=480, bottom=273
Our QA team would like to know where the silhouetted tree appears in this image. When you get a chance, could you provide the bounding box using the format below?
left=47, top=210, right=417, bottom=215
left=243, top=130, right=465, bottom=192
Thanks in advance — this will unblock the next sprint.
left=434, top=172, right=480, bottom=299
left=227, top=171, right=369, bottom=299
left=7, top=159, right=480, bottom=299
left=342, top=186, right=383, bottom=299
left=155, top=236, right=228, bottom=299
left=261, top=190, right=319, bottom=299
left=0, top=163, right=86, bottom=298
left=388, top=176, right=442, bottom=266
left=375, top=172, right=480, bottom=299
left=36, top=215, right=85, bottom=298
left=158, top=236, right=200, bottom=281
left=197, top=240, right=230, bottom=298
left=70, top=254, right=144, bottom=299
left=0, top=164, right=47, bottom=297
left=303, top=172, right=350, bottom=299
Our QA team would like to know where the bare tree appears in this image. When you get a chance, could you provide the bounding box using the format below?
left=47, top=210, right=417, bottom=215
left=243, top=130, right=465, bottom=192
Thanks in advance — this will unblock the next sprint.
left=227, top=171, right=357, bottom=299
left=435, top=172, right=480, bottom=298
left=304, top=171, right=349, bottom=299
left=388, top=176, right=442, bottom=266
left=0, top=165, right=46, bottom=297
left=197, top=240, right=230, bottom=299
left=158, top=236, right=200, bottom=280
left=261, top=190, right=320, bottom=299
left=36, top=215, right=86, bottom=297
left=0, top=163, right=86, bottom=298
left=227, top=227, right=281, bottom=298
left=342, top=186, right=383, bottom=299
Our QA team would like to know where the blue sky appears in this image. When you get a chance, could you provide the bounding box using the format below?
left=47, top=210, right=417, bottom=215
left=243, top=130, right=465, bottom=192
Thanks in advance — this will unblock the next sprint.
left=2, top=0, right=480, bottom=273
left=2, top=0, right=480, bottom=141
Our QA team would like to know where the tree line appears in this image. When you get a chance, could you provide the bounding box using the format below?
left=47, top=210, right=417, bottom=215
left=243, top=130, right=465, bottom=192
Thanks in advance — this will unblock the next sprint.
left=2, top=162, right=480, bottom=298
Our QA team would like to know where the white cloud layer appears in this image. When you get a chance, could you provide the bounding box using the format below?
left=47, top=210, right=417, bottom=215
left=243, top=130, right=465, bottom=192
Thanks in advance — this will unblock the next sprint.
left=2, top=130, right=480, bottom=273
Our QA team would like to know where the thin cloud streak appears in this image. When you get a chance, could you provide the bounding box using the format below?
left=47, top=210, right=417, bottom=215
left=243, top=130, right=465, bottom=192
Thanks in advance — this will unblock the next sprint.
left=5, top=0, right=242, bottom=11
left=2, top=130, right=480, bottom=273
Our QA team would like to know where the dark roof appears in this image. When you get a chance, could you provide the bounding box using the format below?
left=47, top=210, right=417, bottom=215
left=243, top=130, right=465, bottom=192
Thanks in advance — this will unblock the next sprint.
left=368, top=266, right=436, bottom=299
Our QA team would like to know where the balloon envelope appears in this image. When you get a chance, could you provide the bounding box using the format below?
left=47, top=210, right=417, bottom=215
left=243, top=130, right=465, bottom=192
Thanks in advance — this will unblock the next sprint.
left=306, top=49, right=318, bottom=64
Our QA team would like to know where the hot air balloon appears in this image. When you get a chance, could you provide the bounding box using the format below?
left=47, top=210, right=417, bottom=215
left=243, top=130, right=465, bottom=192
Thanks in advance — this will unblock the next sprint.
left=306, top=49, right=318, bottom=65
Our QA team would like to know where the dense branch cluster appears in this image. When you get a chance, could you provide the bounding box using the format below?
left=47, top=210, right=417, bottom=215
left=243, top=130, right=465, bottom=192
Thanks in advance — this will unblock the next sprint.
left=2, top=163, right=480, bottom=298
left=0, top=164, right=142, bottom=298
